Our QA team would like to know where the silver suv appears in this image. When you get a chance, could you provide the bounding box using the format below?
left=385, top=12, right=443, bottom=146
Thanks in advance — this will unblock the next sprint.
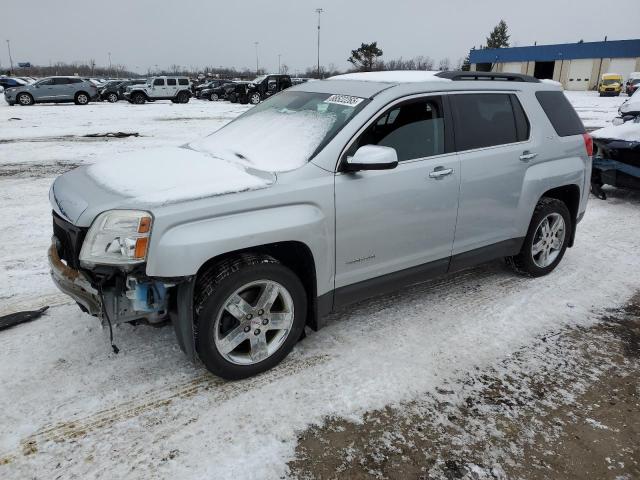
left=4, top=76, right=98, bottom=106
left=48, top=71, right=592, bottom=379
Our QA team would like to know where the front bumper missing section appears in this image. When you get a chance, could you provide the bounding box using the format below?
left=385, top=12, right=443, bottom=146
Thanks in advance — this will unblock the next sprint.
left=48, top=243, right=102, bottom=315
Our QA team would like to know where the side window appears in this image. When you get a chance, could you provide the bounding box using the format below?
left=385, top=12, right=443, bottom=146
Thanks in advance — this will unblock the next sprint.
left=153, top=79, right=165, bottom=86
left=347, top=97, right=446, bottom=162
left=178, top=78, right=189, bottom=86
left=70, top=78, right=82, bottom=84
left=39, top=78, right=54, bottom=86
left=268, top=79, right=277, bottom=91
left=450, top=93, right=526, bottom=151
left=535, top=91, right=585, bottom=137
left=167, top=78, right=177, bottom=86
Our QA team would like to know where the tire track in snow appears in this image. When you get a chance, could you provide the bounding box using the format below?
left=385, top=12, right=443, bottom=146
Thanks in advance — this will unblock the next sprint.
left=0, top=353, right=329, bottom=464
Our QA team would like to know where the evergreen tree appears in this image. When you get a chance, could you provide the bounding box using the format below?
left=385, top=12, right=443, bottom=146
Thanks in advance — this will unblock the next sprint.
left=348, top=42, right=384, bottom=71
left=486, top=20, right=510, bottom=49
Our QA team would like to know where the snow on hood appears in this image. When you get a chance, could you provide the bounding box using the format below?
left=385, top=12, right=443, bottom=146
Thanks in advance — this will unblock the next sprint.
left=87, top=147, right=273, bottom=204
left=592, top=122, right=640, bottom=142
left=189, top=108, right=336, bottom=172
left=329, top=71, right=450, bottom=83
left=620, top=89, right=640, bottom=114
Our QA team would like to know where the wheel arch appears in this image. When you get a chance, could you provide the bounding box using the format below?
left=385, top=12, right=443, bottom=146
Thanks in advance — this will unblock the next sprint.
left=194, top=241, right=322, bottom=331
left=538, top=184, right=581, bottom=247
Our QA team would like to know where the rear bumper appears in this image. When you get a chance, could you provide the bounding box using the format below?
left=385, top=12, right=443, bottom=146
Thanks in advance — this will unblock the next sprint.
left=48, top=242, right=101, bottom=315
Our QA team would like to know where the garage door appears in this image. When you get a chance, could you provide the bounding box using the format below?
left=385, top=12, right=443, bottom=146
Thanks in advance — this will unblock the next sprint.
left=501, top=62, right=522, bottom=74
left=607, top=58, right=637, bottom=83
left=566, top=59, right=593, bottom=91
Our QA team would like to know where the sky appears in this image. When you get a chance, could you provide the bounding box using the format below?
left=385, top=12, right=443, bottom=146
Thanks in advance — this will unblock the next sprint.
left=1, top=0, right=639, bottom=75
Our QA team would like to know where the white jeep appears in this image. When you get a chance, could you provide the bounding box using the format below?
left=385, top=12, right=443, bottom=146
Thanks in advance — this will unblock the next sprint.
left=124, top=76, right=192, bottom=104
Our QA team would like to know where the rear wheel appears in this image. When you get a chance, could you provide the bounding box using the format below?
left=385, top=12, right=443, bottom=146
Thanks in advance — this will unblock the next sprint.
left=506, top=198, right=572, bottom=277
left=176, top=91, right=190, bottom=103
left=74, top=92, right=89, bottom=105
left=17, top=93, right=34, bottom=106
left=195, top=254, right=306, bottom=380
left=209, top=92, right=219, bottom=101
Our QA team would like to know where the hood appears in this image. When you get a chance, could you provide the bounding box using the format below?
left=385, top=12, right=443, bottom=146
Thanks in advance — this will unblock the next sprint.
left=51, top=147, right=275, bottom=226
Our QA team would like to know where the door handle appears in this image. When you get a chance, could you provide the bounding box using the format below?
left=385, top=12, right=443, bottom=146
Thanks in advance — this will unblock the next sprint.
left=519, top=151, right=537, bottom=162
left=429, top=167, right=454, bottom=179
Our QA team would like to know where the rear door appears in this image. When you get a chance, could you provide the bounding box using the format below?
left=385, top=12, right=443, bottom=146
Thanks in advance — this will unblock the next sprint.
left=166, top=78, right=178, bottom=97
left=449, top=92, right=532, bottom=263
left=334, top=95, right=460, bottom=296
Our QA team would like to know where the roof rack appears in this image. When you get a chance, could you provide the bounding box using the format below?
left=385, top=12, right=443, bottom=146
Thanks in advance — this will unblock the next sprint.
left=435, top=71, right=540, bottom=83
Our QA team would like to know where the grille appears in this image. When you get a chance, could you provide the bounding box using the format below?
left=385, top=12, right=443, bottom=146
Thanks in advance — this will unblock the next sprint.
left=52, top=211, right=87, bottom=270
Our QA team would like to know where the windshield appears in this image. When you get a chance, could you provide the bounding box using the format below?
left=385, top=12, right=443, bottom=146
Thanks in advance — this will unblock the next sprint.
left=603, top=79, right=620, bottom=85
left=190, top=91, right=369, bottom=172
left=631, top=79, right=640, bottom=85
left=251, top=75, right=267, bottom=84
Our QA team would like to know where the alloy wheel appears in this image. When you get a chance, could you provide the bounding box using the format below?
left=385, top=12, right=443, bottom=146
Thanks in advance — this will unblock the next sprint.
left=213, top=280, right=295, bottom=365
left=531, top=213, right=565, bottom=268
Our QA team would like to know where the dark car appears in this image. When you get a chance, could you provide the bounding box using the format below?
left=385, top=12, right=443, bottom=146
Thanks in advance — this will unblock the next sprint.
left=198, top=79, right=234, bottom=100
left=114, top=79, right=147, bottom=100
left=227, top=82, right=253, bottom=104
left=626, top=78, right=640, bottom=97
left=0, top=77, right=28, bottom=91
left=99, top=80, right=125, bottom=102
left=245, top=74, right=292, bottom=104
left=591, top=123, right=640, bottom=199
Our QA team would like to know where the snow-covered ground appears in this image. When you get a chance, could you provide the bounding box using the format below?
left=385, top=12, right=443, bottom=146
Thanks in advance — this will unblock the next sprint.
left=0, top=91, right=637, bottom=479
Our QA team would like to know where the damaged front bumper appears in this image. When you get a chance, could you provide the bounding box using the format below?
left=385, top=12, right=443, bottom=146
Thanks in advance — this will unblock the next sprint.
left=48, top=242, right=102, bottom=315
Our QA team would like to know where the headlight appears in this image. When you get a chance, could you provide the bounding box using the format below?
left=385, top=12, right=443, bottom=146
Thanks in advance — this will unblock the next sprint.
left=80, top=210, right=153, bottom=266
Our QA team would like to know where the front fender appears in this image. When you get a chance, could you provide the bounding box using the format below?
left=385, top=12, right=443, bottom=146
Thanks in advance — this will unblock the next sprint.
left=145, top=203, right=330, bottom=286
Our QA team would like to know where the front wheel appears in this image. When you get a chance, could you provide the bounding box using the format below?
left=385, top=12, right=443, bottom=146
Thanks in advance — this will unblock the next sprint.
left=17, top=93, right=34, bottom=106
left=209, top=92, right=219, bottom=101
left=506, top=198, right=572, bottom=277
left=107, top=92, right=119, bottom=103
left=195, top=255, right=307, bottom=380
left=249, top=92, right=261, bottom=105
left=132, top=93, right=146, bottom=104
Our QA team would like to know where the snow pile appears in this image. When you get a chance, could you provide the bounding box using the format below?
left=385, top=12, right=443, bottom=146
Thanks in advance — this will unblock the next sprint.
left=87, top=147, right=272, bottom=204
left=329, top=70, right=450, bottom=83
left=191, top=108, right=336, bottom=172
left=592, top=122, right=640, bottom=142
left=620, top=88, right=640, bottom=115
left=540, top=78, right=563, bottom=87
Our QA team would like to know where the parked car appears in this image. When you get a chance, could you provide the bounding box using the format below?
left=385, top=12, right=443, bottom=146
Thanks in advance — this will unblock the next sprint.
left=115, top=79, right=147, bottom=100
left=99, top=80, right=125, bottom=102
left=4, top=76, right=98, bottom=106
left=246, top=74, right=292, bottom=104
left=227, top=81, right=251, bottom=103
left=0, top=77, right=28, bottom=91
left=598, top=73, right=623, bottom=97
left=47, top=71, right=591, bottom=379
left=123, top=76, right=191, bottom=104
left=590, top=121, right=640, bottom=199
left=625, top=72, right=640, bottom=96
left=198, top=80, right=234, bottom=100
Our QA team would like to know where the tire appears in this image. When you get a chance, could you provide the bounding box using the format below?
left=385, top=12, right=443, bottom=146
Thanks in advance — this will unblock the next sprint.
left=17, top=93, right=34, bottom=106
left=209, top=92, right=219, bottom=101
left=177, top=91, right=189, bottom=104
left=506, top=197, right=572, bottom=277
left=194, top=254, right=307, bottom=380
left=249, top=92, right=261, bottom=105
left=229, top=94, right=237, bottom=103
left=74, top=92, right=90, bottom=105
left=107, top=92, right=119, bottom=103
left=132, top=92, right=146, bottom=104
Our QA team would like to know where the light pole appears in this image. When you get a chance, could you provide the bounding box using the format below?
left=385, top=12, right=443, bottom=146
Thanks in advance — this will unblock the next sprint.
left=108, top=52, right=112, bottom=76
left=315, top=8, right=323, bottom=79
left=254, top=41, right=259, bottom=75
left=6, top=39, right=14, bottom=74
left=278, top=54, right=281, bottom=74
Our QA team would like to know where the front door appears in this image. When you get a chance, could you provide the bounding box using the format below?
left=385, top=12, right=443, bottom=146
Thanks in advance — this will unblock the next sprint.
left=34, top=78, right=56, bottom=100
left=334, top=95, right=460, bottom=298
left=151, top=78, right=166, bottom=98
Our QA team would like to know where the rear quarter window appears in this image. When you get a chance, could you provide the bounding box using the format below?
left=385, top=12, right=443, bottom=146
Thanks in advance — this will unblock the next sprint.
left=535, top=91, right=585, bottom=137
left=178, top=79, right=189, bottom=86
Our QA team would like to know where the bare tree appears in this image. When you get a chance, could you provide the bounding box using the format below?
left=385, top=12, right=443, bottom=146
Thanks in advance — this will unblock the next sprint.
left=438, top=58, right=451, bottom=71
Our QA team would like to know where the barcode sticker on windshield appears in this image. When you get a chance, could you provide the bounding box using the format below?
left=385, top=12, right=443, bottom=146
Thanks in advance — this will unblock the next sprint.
left=324, top=95, right=364, bottom=107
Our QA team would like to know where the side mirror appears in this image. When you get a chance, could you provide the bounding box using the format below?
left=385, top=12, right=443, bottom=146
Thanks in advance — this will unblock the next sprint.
left=344, top=145, right=398, bottom=172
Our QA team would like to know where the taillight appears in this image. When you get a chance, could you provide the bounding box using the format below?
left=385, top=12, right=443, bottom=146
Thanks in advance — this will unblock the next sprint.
left=582, top=133, right=593, bottom=157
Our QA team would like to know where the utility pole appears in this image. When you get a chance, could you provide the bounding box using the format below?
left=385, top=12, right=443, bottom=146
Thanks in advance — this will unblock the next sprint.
left=108, top=52, right=112, bottom=76
left=278, top=54, right=281, bottom=74
left=6, top=39, right=14, bottom=74
left=254, top=41, right=259, bottom=75
left=315, top=8, right=323, bottom=79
